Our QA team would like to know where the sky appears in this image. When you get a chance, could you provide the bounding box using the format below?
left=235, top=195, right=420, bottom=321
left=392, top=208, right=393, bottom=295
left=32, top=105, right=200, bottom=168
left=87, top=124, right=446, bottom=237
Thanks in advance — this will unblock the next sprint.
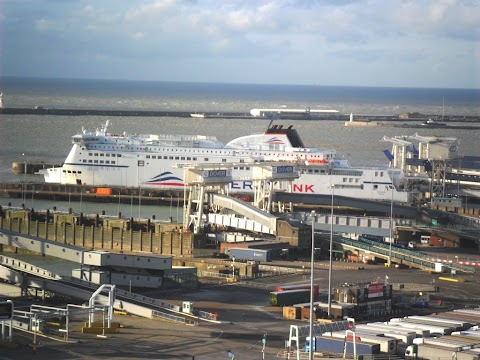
left=0, top=0, right=479, bottom=89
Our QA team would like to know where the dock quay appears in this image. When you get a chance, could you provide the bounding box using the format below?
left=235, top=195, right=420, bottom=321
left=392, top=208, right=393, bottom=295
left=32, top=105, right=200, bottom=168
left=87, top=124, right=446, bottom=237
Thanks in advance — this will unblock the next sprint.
left=0, top=181, right=185, bottom=207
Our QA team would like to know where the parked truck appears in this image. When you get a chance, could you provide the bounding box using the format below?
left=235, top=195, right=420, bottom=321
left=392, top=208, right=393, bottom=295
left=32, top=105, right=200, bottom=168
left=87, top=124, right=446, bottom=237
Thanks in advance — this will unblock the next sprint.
left=276, top=283, right=320, bottom=299
left=389, top=318, right=453, bottom=335
left=305, top=336, right=380, bottom=355
left=356, top=324, right=417, bottom=345
left=229, top=248, right=272, bottom=262
left=270, top=289, right=311, bottom=306
left=405, top=343, right=480, bottom=360
left=405, top=315, right=471, bottom=331
left=323, top=331, right=398, bottom=354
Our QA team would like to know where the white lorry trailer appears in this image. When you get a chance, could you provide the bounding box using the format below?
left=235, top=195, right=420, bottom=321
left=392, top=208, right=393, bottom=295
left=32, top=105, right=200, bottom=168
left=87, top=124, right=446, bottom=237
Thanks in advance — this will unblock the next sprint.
left=389, top=318, right=453, bottom=335
left=405, top=344, right=480, bottom=360
left=323, top=331, right=397, bottom=354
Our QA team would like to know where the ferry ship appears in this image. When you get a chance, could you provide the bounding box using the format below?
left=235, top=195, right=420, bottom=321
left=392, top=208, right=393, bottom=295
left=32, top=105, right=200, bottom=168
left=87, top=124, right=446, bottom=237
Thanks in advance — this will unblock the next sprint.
left=42, top=121, right=419, bottom=202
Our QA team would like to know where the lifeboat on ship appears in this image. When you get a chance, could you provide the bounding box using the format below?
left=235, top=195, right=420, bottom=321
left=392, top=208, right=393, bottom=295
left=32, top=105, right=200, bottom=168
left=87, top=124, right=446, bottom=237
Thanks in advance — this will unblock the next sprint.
left=305, top=159, right=329, bottom=166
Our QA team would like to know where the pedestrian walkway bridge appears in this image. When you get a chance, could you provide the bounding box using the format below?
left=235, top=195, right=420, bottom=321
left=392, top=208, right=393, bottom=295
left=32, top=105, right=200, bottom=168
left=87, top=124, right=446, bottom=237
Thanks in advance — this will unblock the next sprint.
left=323, top=234, right=476, bottom=273
left=207, top=193, right=278, bottom=234
left=197, top=194, right=478, bottom=273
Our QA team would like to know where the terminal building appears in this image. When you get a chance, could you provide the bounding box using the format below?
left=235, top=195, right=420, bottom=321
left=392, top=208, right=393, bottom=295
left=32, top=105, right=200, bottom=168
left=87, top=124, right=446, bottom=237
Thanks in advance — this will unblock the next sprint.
left=250, top=107, right=339, bottom=119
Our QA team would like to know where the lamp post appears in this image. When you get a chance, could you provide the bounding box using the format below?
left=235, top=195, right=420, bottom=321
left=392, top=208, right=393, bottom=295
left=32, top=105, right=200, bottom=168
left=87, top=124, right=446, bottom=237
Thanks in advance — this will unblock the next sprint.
left=118, top=189, right=121, bottom=217
left=388, top=185, right=394, bottom=266
left=22, top=153, right=26, bottom=207
left=327, top=185, right=335, bottom=318
left=309, top=210, right=316, bottom=360
left=137, top=160, right=144, bottom=219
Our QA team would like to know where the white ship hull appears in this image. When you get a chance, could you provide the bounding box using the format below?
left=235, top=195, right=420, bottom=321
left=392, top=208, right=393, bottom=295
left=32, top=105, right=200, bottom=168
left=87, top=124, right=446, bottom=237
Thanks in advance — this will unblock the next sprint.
left=43, top=121, right=416, bottom=203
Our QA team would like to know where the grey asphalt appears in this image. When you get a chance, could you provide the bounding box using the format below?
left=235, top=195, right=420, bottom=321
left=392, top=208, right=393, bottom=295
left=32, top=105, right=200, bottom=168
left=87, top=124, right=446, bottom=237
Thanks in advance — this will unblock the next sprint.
left=2, top=260, right=479, bottom=359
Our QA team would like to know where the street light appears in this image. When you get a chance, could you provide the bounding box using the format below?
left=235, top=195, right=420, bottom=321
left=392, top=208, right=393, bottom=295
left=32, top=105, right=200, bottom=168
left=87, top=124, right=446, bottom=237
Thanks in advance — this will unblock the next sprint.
left=327, top=185, right=335, bottom=318
left=309, top=210, right=316, bottom=360
left=22, top=153, right=26, bottom=207
left=80, top=188, right=83, bottom=213
left=118, top=189, right=121, bottom=217
left=388, top=185, right=394, bottom=266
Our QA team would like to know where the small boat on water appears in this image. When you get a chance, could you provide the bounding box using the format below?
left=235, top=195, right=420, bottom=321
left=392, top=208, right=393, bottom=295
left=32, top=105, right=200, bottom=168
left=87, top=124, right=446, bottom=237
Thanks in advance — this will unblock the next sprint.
left=190, top=113, right=206, bottom=118
left=421, top=119, right=448, bottom=127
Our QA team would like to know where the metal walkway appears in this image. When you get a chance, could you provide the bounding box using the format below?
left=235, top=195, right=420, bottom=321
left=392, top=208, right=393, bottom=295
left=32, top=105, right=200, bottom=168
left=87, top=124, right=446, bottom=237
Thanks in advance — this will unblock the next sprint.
left=327, top=235, right=477, bottom=274
left=207, top=193, right=278, bottom=235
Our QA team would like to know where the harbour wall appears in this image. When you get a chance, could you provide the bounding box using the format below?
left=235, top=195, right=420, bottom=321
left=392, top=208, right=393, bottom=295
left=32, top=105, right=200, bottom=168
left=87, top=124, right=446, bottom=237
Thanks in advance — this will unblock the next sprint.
left=2, top=107, right=480, bottom=122
left=0, top=208, right=196, bottom=255
left=0, top=181, right=185, bottom=206
left=345, top=120, right=480, bottom=130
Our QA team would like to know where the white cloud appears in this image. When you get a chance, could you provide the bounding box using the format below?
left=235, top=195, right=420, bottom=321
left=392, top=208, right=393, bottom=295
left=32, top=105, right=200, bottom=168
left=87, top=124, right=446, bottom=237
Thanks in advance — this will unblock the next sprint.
left=1, top=0, right=479, bottom=87
left=429, top=0, right=456, bottom=23
left=34, top=18, right=56, bottom=31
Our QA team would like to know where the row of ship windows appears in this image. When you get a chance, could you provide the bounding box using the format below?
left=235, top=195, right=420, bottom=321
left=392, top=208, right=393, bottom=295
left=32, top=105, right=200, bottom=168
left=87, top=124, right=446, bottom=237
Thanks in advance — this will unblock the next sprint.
left=63, top=163, right=252, bottom=171
left=87, top=152, right=122, bottom=157
left=342, top=178, right=361, bottom=183
left=85, top=147, right=329, bottom=158
left=304, top=169, right=328, bottom=174
left=63, top=170, right=82, bottom=174
left=85, top=152, right=238, bottom=163
left=82, top=160, right=116, bottom=164
left=147, top=155, right=199, bottom=161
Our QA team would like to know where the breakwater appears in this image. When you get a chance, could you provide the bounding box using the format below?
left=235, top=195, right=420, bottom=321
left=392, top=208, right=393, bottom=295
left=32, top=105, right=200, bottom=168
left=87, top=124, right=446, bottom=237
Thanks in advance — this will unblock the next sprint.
left=1, top=107, right=194, bottom=117
left=0, top=107, right=251, bottom=118
left=345, top=121, right=480, bottom=130
left=3, top=107, right=479, bottom=122
left=0, top=106, right=352, bottom=120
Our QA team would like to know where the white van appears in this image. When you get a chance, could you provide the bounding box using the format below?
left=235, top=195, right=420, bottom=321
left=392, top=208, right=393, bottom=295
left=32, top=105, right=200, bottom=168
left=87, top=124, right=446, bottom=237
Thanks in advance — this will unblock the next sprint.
left=420, top=235, right=431, bottom=244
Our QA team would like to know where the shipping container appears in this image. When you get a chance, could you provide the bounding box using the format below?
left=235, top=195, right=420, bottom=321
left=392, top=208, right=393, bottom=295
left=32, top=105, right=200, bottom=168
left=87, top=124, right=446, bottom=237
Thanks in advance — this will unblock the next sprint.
left=229, top=248, right=272, bottom=262
left=324, top=331, right=398, bottom=354
left=276, top=283, right=320, bottom=299
left=270, top=289, right=310, bottom=306
left=305, top=336, right=380, bottom=355
left=390, top=318, right=453, bottom=335
left=96, top=187, right=113, bottom=195
left=405, top=343, right=480, bottom=360
left=406, top=315, right=471, bottom=331
left=355, top=324, right=416, bottom=345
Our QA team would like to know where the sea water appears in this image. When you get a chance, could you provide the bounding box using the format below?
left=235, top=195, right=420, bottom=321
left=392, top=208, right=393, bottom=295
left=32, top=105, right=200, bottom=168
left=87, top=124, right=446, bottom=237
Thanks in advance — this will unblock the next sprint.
left=0, top=77, right=479, bottom=206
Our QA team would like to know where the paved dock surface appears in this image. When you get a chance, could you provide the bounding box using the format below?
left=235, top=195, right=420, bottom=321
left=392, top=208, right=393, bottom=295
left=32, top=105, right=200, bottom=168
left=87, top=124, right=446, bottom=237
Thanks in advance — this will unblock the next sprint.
left=2, top=261, right=480, bottom=359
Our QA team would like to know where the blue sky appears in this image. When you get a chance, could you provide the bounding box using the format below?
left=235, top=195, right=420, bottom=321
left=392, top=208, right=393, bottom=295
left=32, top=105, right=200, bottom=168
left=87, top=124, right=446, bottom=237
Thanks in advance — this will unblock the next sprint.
left=1, top=0, right=479, bottom=88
